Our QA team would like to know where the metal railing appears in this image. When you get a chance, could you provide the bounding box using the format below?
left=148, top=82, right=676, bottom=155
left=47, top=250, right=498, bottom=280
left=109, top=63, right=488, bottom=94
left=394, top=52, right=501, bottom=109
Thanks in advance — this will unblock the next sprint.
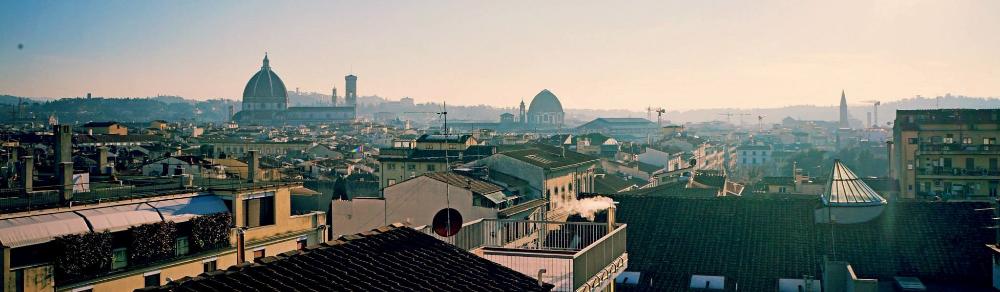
left=918, top=143, right=1000, bottom=153
left=572, top=223, right=627, bottom=291
left=0, top=176, right=303, bottom=214
left=420, top=218, right=627, bottom=292
left=916, top=167, right=1000, bottom=177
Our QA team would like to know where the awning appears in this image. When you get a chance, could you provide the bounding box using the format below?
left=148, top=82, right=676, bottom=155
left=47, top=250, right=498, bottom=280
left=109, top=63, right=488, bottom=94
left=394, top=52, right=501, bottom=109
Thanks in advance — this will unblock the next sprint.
left=481, top=191, right=509, bottom=204
left=149, top=195, right=228, bottom=223
left=0, top=212, right=91, bottom=248
left=77, top=203, right=163, bottom=232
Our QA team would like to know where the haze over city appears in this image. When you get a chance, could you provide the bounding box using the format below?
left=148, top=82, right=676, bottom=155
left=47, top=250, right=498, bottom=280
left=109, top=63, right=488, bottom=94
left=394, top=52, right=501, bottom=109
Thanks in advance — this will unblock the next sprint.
left=3, top=1, right=1000, bottom=110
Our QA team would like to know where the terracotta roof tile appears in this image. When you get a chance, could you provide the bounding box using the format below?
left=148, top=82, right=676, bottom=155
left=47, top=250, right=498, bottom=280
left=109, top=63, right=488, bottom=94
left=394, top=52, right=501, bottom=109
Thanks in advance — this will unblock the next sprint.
left=143, top=226, right=553, bottom=292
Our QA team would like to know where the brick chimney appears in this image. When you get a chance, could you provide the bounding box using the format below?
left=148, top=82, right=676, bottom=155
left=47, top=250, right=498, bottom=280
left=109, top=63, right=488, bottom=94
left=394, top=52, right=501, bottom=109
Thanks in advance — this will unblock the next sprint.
left=248, top=150, right=259, bottom=182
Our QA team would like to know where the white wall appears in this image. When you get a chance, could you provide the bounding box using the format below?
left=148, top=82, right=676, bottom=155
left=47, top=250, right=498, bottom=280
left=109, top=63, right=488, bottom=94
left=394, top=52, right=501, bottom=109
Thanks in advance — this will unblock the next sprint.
left=331, top=177, right=498, bottom=237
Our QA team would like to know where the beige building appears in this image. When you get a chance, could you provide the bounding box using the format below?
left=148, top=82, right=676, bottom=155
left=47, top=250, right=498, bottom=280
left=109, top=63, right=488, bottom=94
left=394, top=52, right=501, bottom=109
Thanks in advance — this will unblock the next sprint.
left=1, top=180, right=325, bottom=292
left=892, top=109, right=1000, bottom=199
left=82, top=122, right=128, bottom=136
left=377, top=134, right=493, bottom=188
left=332, top=171, right=544, bottom=237
left=474, top=144, right=599, bottom=220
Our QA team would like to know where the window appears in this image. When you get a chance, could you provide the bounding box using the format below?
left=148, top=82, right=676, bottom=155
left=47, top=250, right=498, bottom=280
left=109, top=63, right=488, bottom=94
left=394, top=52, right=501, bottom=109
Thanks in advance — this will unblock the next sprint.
left=387, top=179, right=396, bottom=185
left=967, top=158, right=976, bottom=170
left=297, top=238, right=308, bottom=250
left=986, top=138, right=997, bottom=145
left=990, top=158, right=998, bottom=170
left=112, top=248, right=128, bottom=269
left=944, top=135, right=954, bottom=144
left=426, top=164, right=436, bottom=171
left=175, top=236, right=189, bottom=256
left=243, top=193, right=275, bottom=228
left=143, top=272, right=160, bottom=287
left=963, top=137, right=973, bottom=144
left=253, top=249, right=266, bottom=260
left=407, top=164, right=416, bottom=170
left=203, top=259, right=217, bottom=273
left=387, top=163, right=396, bottom=170
left=908, top=138, right=919, bottom=144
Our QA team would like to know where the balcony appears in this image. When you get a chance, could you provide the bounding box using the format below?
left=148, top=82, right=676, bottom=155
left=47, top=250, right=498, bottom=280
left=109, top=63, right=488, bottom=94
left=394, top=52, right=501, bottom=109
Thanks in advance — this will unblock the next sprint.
left=915, top=167, right=1000, bottom=179
left=917, top=143, right=1000, bottom=155
left=421, top=218, right=628, bottom=292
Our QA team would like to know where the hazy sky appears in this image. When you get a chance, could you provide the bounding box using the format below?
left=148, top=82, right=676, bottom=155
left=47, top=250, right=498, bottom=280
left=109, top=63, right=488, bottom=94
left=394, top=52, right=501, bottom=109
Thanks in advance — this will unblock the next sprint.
left=2, top=1, right=998, bottom=110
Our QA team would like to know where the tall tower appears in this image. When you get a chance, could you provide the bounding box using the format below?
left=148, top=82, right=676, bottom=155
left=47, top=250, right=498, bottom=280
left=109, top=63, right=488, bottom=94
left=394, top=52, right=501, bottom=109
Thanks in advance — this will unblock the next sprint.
left=518, top=99, right=526, bottom=124
left=331, top=86, right=338, bottom=106
left=345, top=74, right=358, bottom=106
left=839, top=90, right=850, bottom=128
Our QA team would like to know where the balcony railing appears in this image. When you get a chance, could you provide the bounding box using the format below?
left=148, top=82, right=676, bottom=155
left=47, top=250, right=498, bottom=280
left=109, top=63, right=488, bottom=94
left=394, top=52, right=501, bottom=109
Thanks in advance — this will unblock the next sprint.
left=918, top=143, right=1000, bottom=153
left=916, top=167, right=1000, bottom=177
left=420, top=219, right=628, bottom=292
left=0, top=177, right=302, bottom=214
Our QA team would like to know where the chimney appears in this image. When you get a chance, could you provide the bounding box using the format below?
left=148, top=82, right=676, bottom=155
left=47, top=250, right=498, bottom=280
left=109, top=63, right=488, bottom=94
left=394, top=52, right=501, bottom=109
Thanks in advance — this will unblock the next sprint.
left=57, top=162, right=73, bottom=204
left=97, top=146, right=110, bottom=175
left=20, top=156, right=33, bottom=193
left=607, top=203, right=617, bottom=233
left=53, top=125, right=72, bottom=164
left=248, top=150, right=259, bottom=182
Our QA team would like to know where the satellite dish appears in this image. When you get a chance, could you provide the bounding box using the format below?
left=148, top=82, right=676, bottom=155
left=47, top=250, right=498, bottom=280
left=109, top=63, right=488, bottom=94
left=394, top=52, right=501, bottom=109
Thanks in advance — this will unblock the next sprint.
left=432, top=208, right=463, bottom=237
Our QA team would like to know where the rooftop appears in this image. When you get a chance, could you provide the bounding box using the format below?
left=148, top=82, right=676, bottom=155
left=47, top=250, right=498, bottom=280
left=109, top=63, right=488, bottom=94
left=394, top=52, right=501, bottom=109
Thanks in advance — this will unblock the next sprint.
left=610, top=194, right=994, bottom=291
left=500, top=144, right=598, bottom=170
left=142, top=224, right=554, bottom=292
left=418, top=171, right=504, bottom=195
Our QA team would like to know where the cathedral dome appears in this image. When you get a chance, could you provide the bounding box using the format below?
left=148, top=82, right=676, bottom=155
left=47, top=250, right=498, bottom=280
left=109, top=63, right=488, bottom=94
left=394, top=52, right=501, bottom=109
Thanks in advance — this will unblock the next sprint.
left=243, top=54, right=288, bottom=102
left=527, top=89, right=564, bottom=115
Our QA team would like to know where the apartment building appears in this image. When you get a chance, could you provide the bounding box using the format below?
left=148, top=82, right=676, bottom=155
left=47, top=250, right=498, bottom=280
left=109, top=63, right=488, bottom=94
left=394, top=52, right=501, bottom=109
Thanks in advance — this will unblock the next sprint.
left=892, top=109, right=1000, bottom=199
left=2, top=130, right=326, bottom=292
left=377, top=134, right=495, bottom=188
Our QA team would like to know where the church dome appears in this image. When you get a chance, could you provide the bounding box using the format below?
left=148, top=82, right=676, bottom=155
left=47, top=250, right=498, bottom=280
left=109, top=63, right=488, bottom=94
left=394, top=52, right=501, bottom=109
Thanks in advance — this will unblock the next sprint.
left=527, top=89, right=564, bottom=115
left=243, top=54, right=288, bottom=102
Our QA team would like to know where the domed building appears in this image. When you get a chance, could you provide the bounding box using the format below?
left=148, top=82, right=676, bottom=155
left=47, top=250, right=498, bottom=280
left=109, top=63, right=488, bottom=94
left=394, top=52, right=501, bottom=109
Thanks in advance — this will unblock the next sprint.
left=243, top=54, right=288, bottom=112
left=524, top=89, right=565, bottom=128
left=234, top=54, right=356, bottom=125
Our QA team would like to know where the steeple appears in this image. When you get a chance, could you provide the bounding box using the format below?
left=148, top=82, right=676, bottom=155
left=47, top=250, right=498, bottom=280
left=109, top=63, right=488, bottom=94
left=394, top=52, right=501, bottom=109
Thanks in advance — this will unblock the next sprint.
left=839, top=90, right=850, bottom=128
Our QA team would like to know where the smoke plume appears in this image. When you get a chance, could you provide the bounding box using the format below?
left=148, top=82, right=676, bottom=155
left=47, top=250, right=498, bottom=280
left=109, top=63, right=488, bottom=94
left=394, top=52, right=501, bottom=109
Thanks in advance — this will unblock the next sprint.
left=567, top=196, right=614, bottom=221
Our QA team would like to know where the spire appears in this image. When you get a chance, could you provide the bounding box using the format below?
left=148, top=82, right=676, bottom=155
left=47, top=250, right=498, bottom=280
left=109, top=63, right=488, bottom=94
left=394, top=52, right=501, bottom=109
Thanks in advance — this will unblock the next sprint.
left=839, top=90, right=850, bottom=128
left=262, top=52, right=270, bottom=69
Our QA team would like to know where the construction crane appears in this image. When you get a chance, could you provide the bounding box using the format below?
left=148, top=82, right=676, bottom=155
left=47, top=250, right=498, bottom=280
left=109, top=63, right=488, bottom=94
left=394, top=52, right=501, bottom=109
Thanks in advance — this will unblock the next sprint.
left=655, top=108, right=666, bottom=127
left=861, top=100, right=881, bottom=128
left=757, top=115, right=767, bottom=132
left=646, top=106, right=663, bottom=122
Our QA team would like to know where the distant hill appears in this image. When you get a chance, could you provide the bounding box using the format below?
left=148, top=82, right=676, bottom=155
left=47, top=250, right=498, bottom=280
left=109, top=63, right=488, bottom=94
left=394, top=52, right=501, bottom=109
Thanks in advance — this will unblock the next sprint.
left=1, top=93, right=997, bottom=125
left=0, top=95, right=237, bottom=124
